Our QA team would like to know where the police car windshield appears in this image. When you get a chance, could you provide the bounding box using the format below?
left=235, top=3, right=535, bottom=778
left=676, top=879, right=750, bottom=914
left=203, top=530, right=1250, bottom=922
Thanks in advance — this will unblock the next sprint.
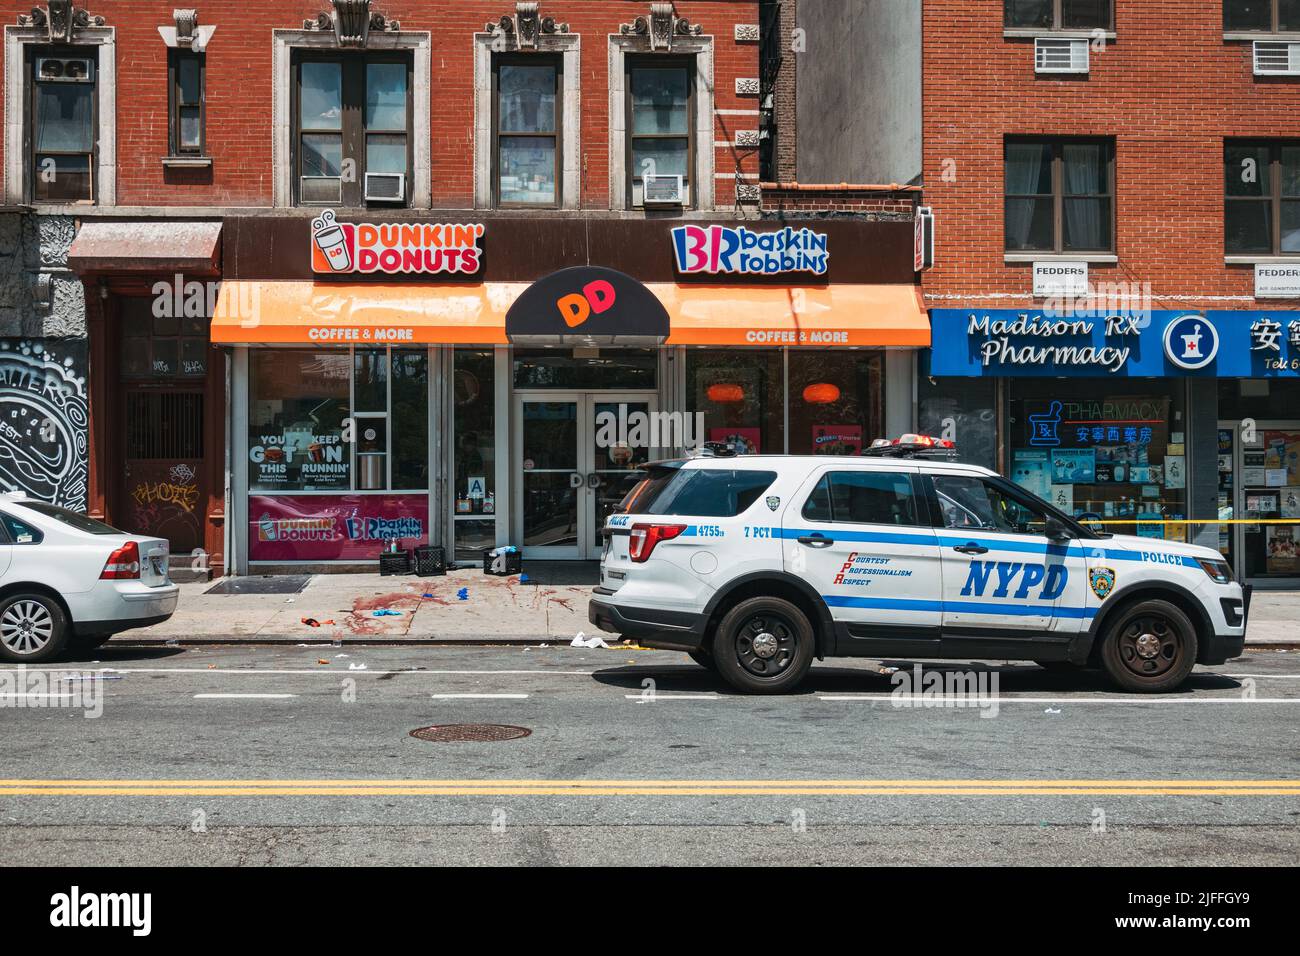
left=621, top=466, right=778, bottom=518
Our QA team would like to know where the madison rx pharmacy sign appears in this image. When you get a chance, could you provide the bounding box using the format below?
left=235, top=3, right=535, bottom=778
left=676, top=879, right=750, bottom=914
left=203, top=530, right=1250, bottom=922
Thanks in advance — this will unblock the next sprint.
left=929, top=308, right=1300, bottom=378
left=310, top=209, right=484, bottom=275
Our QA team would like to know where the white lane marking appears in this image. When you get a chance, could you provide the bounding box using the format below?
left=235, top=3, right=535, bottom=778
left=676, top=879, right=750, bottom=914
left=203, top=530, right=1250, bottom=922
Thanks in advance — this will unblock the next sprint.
left=624, top=694, right=721, bottom=701
left=0, top=693, right=75, bottom=700
left=1225, top=674, right=1300, bottom=679
left=429, top=693, right=529, bottom=700
left=193, top=693, right=298, bottom=700
left=0, top=668, right=594, bottom=677
left=819, top=695, right=1300, bottom=704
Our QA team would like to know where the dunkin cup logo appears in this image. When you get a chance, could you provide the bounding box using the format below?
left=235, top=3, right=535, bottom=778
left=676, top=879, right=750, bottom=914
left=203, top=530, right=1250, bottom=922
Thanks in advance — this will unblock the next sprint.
left=312, top=210, right=352, bottom=272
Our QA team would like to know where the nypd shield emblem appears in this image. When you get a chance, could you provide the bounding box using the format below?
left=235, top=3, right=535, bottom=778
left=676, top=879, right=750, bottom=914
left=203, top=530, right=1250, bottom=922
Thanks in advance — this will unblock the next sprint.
left=766, top=496, right=781, bottom=511
left=1089, top=567, right=1116, bottom=600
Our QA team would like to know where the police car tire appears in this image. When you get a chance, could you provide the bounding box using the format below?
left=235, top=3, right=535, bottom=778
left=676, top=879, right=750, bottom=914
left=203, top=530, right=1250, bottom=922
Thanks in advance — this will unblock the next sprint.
left=1099, top=599, right=1198, bottom=693
left=712, top=596, right=815, bottom=695
left=687, top=649, right=715, bottom=670
left=0, top=592, right=70, bottom=664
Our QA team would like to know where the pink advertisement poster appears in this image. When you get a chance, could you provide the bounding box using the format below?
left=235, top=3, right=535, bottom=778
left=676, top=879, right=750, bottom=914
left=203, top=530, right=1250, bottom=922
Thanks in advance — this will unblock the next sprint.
left=709, top=427, right=761, bottom=455
left=249, top=494, right=429, bottom=562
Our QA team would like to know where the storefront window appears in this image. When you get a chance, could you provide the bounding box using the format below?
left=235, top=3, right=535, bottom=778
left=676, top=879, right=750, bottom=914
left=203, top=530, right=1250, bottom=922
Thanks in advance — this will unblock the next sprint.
left=685, top=349, right=784, bottom=454
left=788, top=351, right=883, bottom=456
left=513, top=348, right=657, bottom=390
left=249, top=351, right=351, bottom=491
left=918, top=364, right=998, bottom=471
left=1008, top=380, right=1187, bottom=538
left=1217, top=378, right=1300, bottom=579
left=453, top=349, right=497, bottom=559
left=248, top=348, right=427, bottom=493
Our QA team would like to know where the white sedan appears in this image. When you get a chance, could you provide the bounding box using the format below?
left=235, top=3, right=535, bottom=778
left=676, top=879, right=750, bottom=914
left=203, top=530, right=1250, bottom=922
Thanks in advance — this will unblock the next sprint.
left=0, top=494, right=179, bottom=662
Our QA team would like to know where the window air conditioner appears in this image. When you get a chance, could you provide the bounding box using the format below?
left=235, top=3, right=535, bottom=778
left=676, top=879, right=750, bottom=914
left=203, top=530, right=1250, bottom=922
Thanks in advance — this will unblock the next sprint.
left=1034, top=37, right=1089, bottom=75
left=1254, top=40, right=1300, bottom=76
left=643, top=174, right=685, bottom=206
left=364, top=172, right=405, bottom=202
left=36, top=57, right=94, bottom=83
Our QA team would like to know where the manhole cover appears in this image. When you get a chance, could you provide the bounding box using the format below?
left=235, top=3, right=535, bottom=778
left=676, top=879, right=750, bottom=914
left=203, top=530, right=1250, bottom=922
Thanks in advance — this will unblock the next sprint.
left=410, top=723, right=532, bottom=743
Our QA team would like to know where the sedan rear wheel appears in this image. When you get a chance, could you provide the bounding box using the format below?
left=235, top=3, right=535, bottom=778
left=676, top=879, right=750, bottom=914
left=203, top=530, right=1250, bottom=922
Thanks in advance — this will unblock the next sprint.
left=0, top=593, right=69, bottom=663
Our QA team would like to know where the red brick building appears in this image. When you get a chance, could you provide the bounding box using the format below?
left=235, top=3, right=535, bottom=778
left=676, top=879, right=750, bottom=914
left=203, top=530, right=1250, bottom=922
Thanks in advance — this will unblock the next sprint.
left=919, top=1, right=1300, bottom=586
left=0, top=1, right=926, bottom=575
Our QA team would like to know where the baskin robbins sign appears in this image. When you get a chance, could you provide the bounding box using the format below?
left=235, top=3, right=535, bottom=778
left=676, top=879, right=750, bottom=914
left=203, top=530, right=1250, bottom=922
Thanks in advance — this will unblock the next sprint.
left=929, top=309, right=1300, bottom=378
left=671, top=224, right=829, bottom=275
left=310, top=209, right=484, bottom=275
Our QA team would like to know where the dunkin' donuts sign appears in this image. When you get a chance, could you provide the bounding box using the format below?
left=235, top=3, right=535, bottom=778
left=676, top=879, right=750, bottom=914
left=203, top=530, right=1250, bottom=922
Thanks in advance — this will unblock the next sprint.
left=310, top=209, right=485, bottom=275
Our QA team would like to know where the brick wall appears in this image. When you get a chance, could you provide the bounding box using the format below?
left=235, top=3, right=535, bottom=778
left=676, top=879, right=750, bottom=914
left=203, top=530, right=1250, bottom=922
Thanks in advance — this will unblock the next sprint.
left=1, top=0, right=759, bottom=209
left=921, top=0, right=1300, bottom=311
left=760, top=184, right=918, bottom=220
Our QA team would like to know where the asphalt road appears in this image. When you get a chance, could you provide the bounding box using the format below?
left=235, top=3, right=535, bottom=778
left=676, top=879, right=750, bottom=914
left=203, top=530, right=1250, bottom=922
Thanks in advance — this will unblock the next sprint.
left=2, top=641, right=1299, bottom=865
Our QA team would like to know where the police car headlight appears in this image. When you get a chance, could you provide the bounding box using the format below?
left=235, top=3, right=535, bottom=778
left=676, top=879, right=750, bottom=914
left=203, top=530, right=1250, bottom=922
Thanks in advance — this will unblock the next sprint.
left=1195, top=558, right=1233, bottom=584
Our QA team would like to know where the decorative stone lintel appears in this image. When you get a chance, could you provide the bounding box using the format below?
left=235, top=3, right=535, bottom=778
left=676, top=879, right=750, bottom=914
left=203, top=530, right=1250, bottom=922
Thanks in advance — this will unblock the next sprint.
left=17, top=2, right=106, bottom=42
left=158, top=9, right=217, bottom=51
left=734, top=23, right=759, bottom=42
left=735, top=77, right=760, bottom=96
left=303, top=0, right=399, bottom=48
left=734, top=129, right=760, bottom=147
left=735, top=182, right=761, bottom=203
left=484, top=2, right=569, bottom=50
left=620, top=2, right=704, bottom=52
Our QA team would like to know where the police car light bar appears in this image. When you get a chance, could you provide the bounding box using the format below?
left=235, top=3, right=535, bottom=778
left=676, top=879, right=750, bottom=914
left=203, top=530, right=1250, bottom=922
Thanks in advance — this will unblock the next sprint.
left=862, top=434, right=958, bottom=459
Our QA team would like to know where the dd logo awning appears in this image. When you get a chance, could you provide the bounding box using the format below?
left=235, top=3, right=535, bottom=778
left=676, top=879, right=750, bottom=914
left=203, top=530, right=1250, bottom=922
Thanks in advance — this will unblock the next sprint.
left=504, top=266, right=670, bottom=346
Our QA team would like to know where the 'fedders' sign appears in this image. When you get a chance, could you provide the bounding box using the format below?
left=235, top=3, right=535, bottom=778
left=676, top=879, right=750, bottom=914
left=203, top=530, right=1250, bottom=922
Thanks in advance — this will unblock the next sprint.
left=310, top=209, right=484, bottom=275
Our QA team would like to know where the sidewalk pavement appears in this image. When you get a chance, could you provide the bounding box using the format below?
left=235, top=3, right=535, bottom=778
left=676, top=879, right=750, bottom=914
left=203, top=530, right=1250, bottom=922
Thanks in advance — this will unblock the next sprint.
left=118, top=569, right=1299, bottom=647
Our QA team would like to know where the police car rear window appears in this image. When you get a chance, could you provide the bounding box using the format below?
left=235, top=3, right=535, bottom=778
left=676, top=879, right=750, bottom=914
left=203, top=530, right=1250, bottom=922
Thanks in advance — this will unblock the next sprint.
left=621, top=468, right=778, bottom=518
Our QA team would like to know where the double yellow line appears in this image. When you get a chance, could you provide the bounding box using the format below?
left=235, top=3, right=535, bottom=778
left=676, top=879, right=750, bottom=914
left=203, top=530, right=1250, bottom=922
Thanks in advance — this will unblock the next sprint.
left=2, top=779, right=1299, bottom=796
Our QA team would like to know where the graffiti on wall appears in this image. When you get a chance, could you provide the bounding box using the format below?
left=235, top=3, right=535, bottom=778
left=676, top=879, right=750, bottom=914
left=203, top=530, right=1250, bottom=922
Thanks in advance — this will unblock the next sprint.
left=0, top=340, right=88, bottom=511
left=129, top=463, right=202, bottom=547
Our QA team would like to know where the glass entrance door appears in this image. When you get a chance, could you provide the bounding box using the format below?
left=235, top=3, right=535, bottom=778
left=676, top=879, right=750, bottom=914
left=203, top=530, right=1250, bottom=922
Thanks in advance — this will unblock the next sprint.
left=516, top=392, right=657, bottom=559
left=1219, top=419, right=1300, bottom=586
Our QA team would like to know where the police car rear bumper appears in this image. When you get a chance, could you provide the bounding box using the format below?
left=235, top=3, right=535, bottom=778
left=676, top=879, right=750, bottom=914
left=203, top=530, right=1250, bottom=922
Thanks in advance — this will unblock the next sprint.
left=588, top=592, right=705, bottom=651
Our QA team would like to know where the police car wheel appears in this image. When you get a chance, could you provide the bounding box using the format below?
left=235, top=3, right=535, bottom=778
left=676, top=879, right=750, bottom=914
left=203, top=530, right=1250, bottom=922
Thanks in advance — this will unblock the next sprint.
left=1100, top=599, right=1198, bottom=693
left=687, top=649, right=715, bottom=670
left=713, top=596, right=814, bottom=694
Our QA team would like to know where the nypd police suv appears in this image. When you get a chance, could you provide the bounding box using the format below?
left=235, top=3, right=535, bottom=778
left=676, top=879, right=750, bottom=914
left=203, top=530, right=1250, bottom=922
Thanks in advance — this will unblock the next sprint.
left=589, top=436, right=1249, bottom=695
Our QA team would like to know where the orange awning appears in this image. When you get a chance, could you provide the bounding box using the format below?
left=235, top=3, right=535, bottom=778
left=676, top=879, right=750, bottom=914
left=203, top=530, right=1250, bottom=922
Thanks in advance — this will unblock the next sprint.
left=211, top=281, right=518, bottom=346
left=654, top=283, right=929, bottom=347
left=211, top=280, right=929, bottom=348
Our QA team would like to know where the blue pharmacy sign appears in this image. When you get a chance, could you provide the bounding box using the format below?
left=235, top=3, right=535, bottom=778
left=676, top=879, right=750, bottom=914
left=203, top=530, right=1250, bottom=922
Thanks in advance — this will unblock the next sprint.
left=928, top=309, right=1300, bottom=377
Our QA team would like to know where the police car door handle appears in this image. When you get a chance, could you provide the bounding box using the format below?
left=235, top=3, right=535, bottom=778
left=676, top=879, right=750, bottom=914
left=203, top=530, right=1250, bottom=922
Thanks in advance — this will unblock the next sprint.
left=797, top=534, right=834, bottom=548
left=953, top=542, right=989, bottom=555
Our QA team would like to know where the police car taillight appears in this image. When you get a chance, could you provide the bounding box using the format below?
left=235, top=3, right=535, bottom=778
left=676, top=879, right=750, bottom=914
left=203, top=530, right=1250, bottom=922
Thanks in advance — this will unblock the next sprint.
left=101, top=541, right=141, bottom=579
left=628, top=523, right=686, bottom=562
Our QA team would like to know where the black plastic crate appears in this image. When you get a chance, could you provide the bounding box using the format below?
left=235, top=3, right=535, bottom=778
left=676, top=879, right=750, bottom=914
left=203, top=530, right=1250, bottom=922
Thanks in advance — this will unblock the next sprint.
left=482, top=549, right=522, bottom=576
left=414, top=545, right=446, bottom=576
left=379, top=550, right=411, bottom=576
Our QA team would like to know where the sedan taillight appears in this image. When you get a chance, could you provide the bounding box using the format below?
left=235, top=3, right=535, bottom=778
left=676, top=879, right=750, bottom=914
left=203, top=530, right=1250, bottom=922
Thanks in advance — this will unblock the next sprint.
left=101, top=541, right=141, bottom=579
left=628, top=523, right=686, bottom=563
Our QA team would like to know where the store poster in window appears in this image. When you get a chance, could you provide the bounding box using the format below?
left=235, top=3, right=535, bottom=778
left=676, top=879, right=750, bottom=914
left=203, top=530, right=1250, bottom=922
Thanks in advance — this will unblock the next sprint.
left=810, top=425, right=863, bottom=456
left=249, top=427, right=349, bottom=491
left=249, top=494, right=429, bottom=562
left=1012, top=397, right=1180, bottom=535
left=708, top=427, right=760, bottom=455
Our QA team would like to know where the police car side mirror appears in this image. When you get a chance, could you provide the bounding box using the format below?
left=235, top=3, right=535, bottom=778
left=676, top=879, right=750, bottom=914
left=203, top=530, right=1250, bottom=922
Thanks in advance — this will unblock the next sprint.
left=1045, top=516, right=1073, bottom=542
